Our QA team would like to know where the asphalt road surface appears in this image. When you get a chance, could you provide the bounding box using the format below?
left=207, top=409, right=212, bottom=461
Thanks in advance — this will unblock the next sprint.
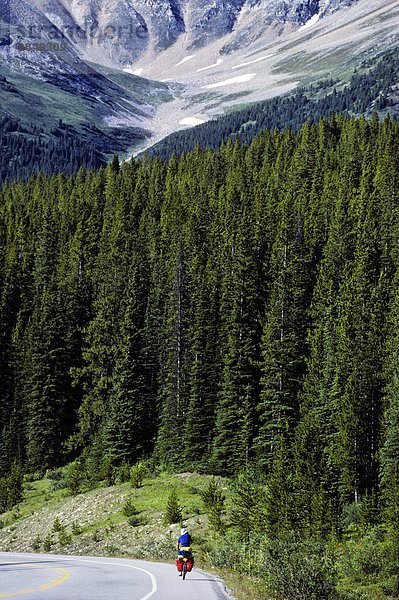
left=0, top=552, right=231, bottom=600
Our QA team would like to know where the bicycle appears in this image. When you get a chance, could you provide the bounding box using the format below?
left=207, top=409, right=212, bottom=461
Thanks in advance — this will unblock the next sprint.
left=176, top=549, right=194, bottom=580
left=182, top=557, right=188, bottom=580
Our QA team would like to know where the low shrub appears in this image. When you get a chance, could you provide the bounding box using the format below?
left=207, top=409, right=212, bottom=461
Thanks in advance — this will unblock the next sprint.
left=337, top=527, right=399, bottom=598
left=115, top=463, right=131, bottom=483
left=123, top=498, right=138, bottom=517
left=266, top=536, right=338, bottom=600
left=128, top=516, right=142, bottom=527
left=201, top=477, right=225, bottom=532
left=65, top=460, right=85, bottom=495
left=43, top=534, right=53, bottom=552
left=52, top=517, right=63, bottom=533
left=46, top=468, right=64, bottom=481
left=106, top=544, right=120, bottom=556
left=58, top=528, right=72, bottom=547
left=71, top=521, right=82, bottom=535
left=32, top=535, right=41, bottom=550
left=130, top=462, right=146, bottom=489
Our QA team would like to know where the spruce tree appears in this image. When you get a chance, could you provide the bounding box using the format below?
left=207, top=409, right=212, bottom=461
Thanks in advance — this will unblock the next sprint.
left=380, top=280, right=399, bottom=532
left=104, top=258, right=153, bottom=464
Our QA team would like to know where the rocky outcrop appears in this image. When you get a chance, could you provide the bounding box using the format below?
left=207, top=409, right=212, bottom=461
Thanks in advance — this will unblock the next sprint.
left=1, top=0, right=359, bottom=69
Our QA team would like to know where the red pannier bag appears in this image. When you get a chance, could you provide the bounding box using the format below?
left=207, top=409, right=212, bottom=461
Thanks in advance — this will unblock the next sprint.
left=176, top=559, right=183, bottom=572
left=186, top=558, right=194, bottom=572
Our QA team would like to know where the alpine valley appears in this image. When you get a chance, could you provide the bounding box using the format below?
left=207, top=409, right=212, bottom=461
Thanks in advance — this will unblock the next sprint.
left=0, top=0, right=398, bottom=179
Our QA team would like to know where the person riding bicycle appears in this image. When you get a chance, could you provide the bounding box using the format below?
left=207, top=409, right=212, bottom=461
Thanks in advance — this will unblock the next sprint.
left=177, top=527, right=193, bottom=576
left=177, top=527, right=192, bottom=552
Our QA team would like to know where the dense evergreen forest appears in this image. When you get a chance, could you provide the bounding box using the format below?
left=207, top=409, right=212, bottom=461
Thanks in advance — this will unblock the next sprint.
left=0, top=115, right=104, bottom=184
left=0, top=111, right=146, bottom=185
left=1, top=115, right=399, bottom=569
left=148, top=47, right=399, bottom=159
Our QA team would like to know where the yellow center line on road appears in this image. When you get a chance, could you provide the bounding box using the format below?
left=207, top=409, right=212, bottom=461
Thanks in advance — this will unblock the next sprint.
left=0, top=565, right=70, bottom=598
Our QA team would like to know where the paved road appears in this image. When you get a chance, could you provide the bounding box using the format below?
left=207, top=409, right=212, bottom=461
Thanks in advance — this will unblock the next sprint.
left=0, top=552, right=231, bottom=600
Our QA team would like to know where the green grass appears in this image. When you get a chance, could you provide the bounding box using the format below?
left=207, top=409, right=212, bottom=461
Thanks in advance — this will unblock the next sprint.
left=18, top=477, right=68, bottom=515
left=91, top=63, right=177, bottom=106
left=1, top=469, right=210, bottom=534
left=0, top=67, right=90, bottom=129
left=222, top=571, right=272, bottom=600
left=134, top=473, right=203, bottom=515
left=1, top=60, right=171, bottom=130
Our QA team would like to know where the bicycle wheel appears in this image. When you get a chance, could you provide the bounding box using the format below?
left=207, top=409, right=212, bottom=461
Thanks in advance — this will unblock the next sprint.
left=182, top=560, right=187, bottom=580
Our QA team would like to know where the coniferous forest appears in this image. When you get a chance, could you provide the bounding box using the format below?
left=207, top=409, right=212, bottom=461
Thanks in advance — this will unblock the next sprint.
left=0, top=115, right=105, bottom=185
left=1, top=114, right=399, bottom=594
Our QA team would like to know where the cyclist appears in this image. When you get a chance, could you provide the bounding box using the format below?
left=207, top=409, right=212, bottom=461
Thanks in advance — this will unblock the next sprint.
left=176, top=527, right=192, bottom=576
left=177, top=527, right=192, bottom=551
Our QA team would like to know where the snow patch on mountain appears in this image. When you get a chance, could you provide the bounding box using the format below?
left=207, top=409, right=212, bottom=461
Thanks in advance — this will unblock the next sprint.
left=175, top=55, right=194, bottom=66
left=197, top=59, right=224, bottom=72
left=232, top=53, right=273, bottom=69
left=298, top=13, right=320, bottom=30
left=179, top=116, right=206, bottom=125
left=123, top=67, right=145, bottom=75
left=204, top=73, right=256, bottom=88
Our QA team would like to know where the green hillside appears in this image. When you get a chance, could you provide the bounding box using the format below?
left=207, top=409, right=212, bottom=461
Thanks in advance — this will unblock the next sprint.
left=0, top=65, right=172, bottom=183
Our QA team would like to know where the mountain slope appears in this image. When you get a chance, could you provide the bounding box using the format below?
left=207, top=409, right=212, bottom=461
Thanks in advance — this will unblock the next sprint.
left=13, top=0, right=361, bottom=69
left=129, top=0, right=399, bottom=154
left=1, top=0, right=398, bottom=169
left=0, top=61, right=173, bottom=181
left=146, top=47, right=399, bottom=159
left=0, top=0, right=174, bottom=173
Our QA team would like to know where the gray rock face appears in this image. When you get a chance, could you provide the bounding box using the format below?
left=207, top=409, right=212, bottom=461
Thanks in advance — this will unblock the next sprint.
left=34, top=0, right=186, bottom=61
left=220, top=0, right=360, bottom=53
left=186, top=0, right=247, bottom=49
left=241, top=0, right=355, bottom=26
left=1, top=0, right=85, bottom=78
left=1, top=0, right=359, bottom=69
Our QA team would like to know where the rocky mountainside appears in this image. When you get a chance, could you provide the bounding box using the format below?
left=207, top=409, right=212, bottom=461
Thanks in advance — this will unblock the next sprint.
left=0, top=0, right=398, bottom=162
left=3, top=0, right=359, bottom=70
left=0, top=0, right=173, bottom=164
